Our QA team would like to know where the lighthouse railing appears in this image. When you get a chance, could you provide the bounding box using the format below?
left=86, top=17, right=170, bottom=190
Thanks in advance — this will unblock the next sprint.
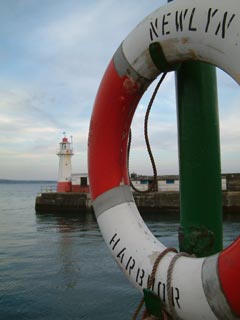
left=40, top=185, right=57, bottom=193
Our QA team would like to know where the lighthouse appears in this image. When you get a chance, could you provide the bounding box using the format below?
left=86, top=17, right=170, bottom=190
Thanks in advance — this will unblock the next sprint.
left=57, top=134, right=74, bottom=192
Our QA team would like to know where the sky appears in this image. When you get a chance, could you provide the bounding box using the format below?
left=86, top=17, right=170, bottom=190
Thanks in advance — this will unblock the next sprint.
left=0, top=0, right=239, bottom=180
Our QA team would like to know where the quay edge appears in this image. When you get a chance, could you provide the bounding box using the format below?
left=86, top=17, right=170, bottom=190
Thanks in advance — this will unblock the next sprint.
left=35, top=192, right=92, bottom=214
left=35, top=190, right=240, bottom=216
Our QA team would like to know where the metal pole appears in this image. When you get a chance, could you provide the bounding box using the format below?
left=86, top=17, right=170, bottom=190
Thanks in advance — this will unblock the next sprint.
left=167, top=0, right=223, bottom=257
left=176, top=61, right=223, bottom=257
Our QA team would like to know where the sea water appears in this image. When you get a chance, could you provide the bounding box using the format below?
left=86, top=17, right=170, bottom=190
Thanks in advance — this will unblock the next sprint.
left=0, top=182, right=239, bottom=320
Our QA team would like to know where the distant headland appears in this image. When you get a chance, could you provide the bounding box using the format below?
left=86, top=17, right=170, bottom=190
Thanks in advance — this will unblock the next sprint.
left=0, top=179, right=56, bottom=184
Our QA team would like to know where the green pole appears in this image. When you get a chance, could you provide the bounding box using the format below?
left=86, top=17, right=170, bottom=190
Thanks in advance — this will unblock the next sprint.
left=145, top=2, right=223, bottom=318
left=176, top=61, right=223, bottom=257
left=167, top=0, right=222, bottom=258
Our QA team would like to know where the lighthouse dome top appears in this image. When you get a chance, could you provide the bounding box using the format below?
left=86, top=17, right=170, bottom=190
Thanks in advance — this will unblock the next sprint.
left=57, top=134, right=73, bottom=156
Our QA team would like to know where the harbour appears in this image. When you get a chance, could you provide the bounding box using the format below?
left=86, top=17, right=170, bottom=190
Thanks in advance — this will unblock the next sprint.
left=1, top=0, right=240, bottom=318
left=1, top=180, right=239, bottom=320
left=35, top=135, right=240, bottom=215
left=35, top=189, right=240, bottom=216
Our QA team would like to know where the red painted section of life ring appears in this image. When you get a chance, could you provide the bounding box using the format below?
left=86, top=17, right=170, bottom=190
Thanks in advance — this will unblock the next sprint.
left=218, top=237, right=240, bottom=317
left=88, top=59, right=142, bottom=200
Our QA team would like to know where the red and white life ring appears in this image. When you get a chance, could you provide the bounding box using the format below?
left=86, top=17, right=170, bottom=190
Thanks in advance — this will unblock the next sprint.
left=88, top=0, right=240, bottom=319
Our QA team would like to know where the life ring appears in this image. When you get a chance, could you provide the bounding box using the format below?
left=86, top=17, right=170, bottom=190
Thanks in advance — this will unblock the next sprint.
left=88, top=0, right=240, bottom=319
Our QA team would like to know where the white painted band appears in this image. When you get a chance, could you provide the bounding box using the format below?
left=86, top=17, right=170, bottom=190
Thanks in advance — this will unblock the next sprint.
left=96, top=198, right=217, bottom=319
left=122, top=0, right=240, bottom=82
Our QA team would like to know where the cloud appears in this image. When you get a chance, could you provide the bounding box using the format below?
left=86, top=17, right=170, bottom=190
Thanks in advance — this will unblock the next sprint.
left=0, top=0, right=239, bottom=179
left=217, top=69, right=240, bottom=156
left=220, top=108, right=240, bottom=152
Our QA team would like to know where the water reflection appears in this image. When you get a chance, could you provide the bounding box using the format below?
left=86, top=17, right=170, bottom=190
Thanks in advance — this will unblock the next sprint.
left=34, top=210, right=140, bottom=320
left=2, top=182, right=238, bottom=319
left=35, top=211, right=101, bottom=291
left=36, top=211, right=99, bottom=234
left=56, top=229, right=79, bottom=290
left=36, top=210, right=240, bottom=252
left=34, top=209, right=239, bottom=303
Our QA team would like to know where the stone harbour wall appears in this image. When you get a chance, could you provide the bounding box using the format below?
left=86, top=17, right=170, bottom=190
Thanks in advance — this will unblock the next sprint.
left=134, top=191, right=240, bottom=215
left=35, top=190, right=240, bottom=215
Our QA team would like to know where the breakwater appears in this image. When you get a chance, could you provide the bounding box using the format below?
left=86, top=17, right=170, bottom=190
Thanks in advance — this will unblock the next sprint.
left=35, top=190, right=240, bottom=215
left=35, top=192, right=92, bottom=213
left=134, top=191, right=240, bottom=215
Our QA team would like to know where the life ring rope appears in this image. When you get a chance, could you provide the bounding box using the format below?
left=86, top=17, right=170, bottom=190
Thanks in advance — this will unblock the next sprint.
left=133, top=247, right=178, bottom=320
left=128, top=72, right=167, bottom=194
left=88, top=1, right=240, bottom=319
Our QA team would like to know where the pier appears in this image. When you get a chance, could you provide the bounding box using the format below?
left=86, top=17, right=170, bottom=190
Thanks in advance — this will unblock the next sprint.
left=35, top=173, right=240, bottom=215
left=35, top=192, right=92, bottom=214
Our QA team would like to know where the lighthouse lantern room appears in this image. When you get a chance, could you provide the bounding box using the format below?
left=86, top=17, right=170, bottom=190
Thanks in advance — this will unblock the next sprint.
left=57, top=134, right=74, bottom=192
